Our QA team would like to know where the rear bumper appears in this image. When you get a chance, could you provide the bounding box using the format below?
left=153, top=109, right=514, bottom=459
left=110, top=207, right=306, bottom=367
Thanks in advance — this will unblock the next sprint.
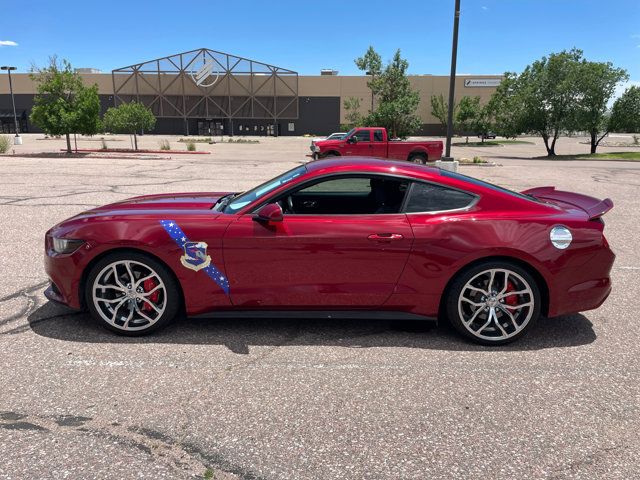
left=548, top=247, right=615, bottom=317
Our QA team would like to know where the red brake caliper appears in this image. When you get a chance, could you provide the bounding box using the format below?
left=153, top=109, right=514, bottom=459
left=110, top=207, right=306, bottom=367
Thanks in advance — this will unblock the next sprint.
left=504, top=280, right=518, bottom=306
left=142, top=278, right=159, bottom=312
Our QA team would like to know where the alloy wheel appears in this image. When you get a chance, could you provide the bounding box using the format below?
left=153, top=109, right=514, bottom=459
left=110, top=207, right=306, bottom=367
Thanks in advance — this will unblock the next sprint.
left=457, top=268, right=534, bottom=341
left=92, top=260, right=167, bottom=332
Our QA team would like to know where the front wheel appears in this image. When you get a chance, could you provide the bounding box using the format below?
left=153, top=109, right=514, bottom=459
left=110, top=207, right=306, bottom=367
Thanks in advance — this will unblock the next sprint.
left=85, top=251, right=181, bottom=335
left=446, top=261, right=541, bottom=345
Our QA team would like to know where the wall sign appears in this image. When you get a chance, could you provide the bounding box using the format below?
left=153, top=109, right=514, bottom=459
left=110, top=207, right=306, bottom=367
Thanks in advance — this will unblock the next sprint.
left=191, top=58, right=221, bottom=87
left=463, top=78, right=501, bottom=88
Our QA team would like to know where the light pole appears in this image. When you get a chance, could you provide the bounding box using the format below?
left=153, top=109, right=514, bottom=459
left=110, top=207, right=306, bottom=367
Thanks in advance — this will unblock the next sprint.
left=1, top=65, right=22, bottom=145
left=442, top=0, right=461, bottom=165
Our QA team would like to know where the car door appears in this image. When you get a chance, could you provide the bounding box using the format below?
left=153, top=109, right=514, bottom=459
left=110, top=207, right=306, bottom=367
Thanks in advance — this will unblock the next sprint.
left=344, top=129, right=372, bottom=156
left=369, top=129, right=387, bottom=158
left=222, top=175, right=414, bottom=308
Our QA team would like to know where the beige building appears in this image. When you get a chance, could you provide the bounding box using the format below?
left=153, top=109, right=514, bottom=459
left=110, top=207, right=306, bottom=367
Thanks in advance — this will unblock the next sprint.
left=0, top=48, right=501, bottom=136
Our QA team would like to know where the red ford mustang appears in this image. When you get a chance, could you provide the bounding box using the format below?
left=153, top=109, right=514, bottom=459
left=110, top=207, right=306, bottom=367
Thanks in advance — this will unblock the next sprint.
left=44, top=158, right=615, bottom=345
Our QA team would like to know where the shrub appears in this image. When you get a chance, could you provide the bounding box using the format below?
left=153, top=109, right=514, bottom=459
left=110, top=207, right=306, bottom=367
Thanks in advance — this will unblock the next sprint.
left=186, top=141, right=196, bottom=151
left=0, top=135, right=11, bottom=153
left=633, top=134, right=639, bottom=146
left=226, top=138, right=259, bottom=144
left=100, top=138, right=108, bottom=150
left=159, top=139, right=171, bottom=150
left=178, top=137, right=211, bottom=143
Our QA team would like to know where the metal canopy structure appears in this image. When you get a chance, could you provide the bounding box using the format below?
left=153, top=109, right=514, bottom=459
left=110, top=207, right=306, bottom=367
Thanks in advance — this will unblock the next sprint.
left=111, top=48, right=298, bottom=123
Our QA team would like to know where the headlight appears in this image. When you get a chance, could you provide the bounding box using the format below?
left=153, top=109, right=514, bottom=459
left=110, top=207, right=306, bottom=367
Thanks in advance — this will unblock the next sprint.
left=52, top=237, right=84, bottom=254
left=550, top=226, right=572, bottom=250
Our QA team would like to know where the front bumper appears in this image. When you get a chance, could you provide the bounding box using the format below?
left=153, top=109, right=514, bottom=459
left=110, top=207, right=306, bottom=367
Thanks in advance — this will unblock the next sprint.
left=44, top=244, right=95, bottom=310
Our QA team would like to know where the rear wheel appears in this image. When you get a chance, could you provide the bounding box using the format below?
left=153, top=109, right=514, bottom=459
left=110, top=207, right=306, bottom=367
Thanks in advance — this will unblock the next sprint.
left=446, top=261, right=540, bottom=345
left=409, top=153, right=427, bottom=164
left=85, top=252, right=181, bottom=335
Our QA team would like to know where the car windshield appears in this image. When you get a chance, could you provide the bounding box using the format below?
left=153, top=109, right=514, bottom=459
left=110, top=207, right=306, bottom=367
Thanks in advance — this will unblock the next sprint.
left=224, top=165, right=307, bottom=213
left=344, top=128, right=356, bottom=139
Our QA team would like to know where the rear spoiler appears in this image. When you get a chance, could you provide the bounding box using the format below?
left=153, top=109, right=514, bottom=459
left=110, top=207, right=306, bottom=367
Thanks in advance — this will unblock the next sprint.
left=523, top=186, right=614, bottom=220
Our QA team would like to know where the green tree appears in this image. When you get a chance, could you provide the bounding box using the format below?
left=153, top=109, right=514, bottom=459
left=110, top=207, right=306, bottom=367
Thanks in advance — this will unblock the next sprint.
left=341, top=96, right=363, bottom=130
left=456, top=96, right=481, bottom=143
left=572, top=61, right=628, bottom=153
left=365, top=50, right=421, bottom=139
left=486, top=74, right=522, bottom=139
left=489, top=49, right=584, bottom=156
left=29, top=56, right=102, bottom=153
left=355, top=46, right=383, bottom=113
left=609, top=85, right=640, bottom=133
left=103, top=102, right=156, bottom=150
left=430, top=94, right=458, bottom=134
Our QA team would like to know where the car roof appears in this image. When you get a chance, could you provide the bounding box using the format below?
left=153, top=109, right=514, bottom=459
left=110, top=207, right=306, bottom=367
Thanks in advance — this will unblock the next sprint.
left=305, top=156, right=441, bottom=179
left=302, top=157, right=551, bottom=209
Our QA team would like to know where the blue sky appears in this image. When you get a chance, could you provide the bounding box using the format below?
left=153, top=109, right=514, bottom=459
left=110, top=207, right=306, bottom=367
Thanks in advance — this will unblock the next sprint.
left=1, top=0, right=638, bottom=86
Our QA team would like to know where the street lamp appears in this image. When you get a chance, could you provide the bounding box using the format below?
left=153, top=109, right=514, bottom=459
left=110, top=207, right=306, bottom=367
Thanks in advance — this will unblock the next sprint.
left=442, top=0, right=461, bottom=168
left=1, top=65, right=22, bottom=145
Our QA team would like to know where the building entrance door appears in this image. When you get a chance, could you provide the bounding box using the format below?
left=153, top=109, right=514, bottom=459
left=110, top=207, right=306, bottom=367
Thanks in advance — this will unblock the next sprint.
left=197, top=120, right=224, bottom=136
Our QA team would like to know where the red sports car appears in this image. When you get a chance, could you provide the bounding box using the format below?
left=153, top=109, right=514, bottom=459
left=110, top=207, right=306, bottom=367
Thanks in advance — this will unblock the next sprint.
left=44, top=158, right=615, bottom=345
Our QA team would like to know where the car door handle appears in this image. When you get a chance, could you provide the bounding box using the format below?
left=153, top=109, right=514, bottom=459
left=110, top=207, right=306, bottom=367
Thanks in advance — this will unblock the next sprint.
left=368, top=233, right=404, bottom=241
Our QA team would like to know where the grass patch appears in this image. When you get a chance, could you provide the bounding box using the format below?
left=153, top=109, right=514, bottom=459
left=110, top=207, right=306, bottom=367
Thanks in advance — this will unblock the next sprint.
left=226, top=138, right=260, bottom=144
left=186, top=141, right=196, bottom=152
left=203, top=468, right=215, bottom=479
left=459, top=156, right=489, bottom=164
left=495, top=139, right=535, bottom=144
left=178, top=137, right=212, bottom=143
left=159, top=139, right=171, bottom=150
left=545, top=152, right=640, bottom=161
left=0, top=135, right=10, bottom=153
left=453, top=139, right=534, bottom=147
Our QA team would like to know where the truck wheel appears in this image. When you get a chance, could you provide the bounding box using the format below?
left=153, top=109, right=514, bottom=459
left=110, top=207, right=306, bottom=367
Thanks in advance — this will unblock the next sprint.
left=409, top=153, right=427, bottom=164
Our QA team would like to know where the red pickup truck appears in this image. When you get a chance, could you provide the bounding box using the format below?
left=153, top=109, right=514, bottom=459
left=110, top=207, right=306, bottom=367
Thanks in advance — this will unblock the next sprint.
left=311, top=127, right=443, bottom=164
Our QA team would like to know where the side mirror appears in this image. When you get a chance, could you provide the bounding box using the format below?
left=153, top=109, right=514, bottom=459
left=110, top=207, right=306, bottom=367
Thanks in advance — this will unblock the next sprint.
left=253, top=203, right=283, bottom=223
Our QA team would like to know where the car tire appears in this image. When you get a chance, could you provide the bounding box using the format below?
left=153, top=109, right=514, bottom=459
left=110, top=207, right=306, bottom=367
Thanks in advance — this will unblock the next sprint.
left=445, top=260, right=541, bottom=345
left=409, top=153, right=427, bottom=164
left=85, top=251, right=181, bottom=336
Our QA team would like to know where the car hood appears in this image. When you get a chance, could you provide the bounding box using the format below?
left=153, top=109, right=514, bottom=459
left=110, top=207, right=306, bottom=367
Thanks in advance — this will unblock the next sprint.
left=93, top=192, right=233, bottom=212
left=314, top=139, right=344, bottom=147
left=47, top=192, right=237, bottom=239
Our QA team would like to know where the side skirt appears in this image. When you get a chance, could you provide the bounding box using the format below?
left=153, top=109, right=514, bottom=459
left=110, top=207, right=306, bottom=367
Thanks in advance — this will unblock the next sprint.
left=191, top=310, right=437, bottom=323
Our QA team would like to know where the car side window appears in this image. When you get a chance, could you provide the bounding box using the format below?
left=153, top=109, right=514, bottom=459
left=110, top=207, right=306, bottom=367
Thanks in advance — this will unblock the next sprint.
left=353, top=130, right=371, bottom=142
left=300, top=177, right=371, bottom=194
left=373, top=130, right=384, bottom=142
left=404, top=182, right=475, bottom=213
left=280, top=175, right=409, bottom=215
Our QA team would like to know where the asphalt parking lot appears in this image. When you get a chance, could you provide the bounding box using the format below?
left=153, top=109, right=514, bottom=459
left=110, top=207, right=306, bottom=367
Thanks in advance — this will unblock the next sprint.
left=1, top=135, right=639, bottom=479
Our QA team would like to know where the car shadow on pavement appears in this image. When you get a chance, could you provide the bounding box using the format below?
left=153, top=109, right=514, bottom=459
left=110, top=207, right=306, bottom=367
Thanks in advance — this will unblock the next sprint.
left=23, top=301, right=597, bottom=353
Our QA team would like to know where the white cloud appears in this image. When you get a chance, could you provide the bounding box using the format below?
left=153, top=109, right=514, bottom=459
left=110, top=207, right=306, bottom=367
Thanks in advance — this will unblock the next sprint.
left=481, top=5, right=488, bottom=10
left=0, top=40, right=18, bottom=47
